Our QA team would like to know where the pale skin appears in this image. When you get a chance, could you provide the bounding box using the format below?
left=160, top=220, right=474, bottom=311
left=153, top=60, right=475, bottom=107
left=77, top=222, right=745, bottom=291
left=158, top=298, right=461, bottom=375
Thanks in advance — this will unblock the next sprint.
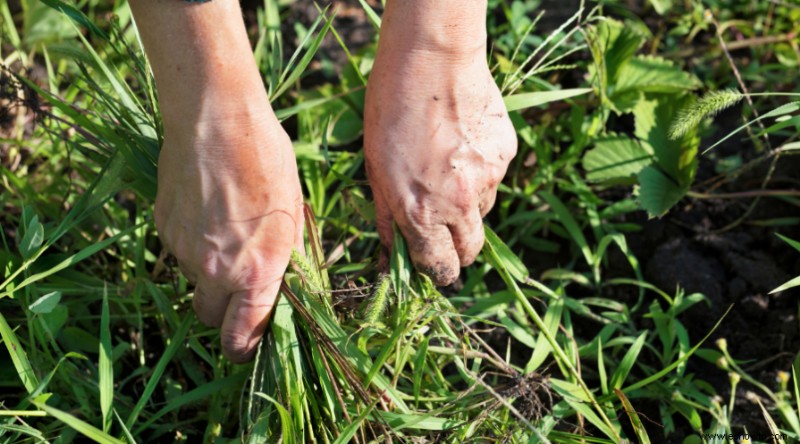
left=130, top=0, right=517, bottom=363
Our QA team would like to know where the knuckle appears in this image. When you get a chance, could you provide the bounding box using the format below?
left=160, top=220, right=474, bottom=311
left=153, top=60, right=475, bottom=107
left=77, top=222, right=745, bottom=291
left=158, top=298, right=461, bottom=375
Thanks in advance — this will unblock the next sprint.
left=403, top=200, right=431, bottom=229
left=200, top=252, right=222, bottom=281
left=241, top=255, right=287, bottom=289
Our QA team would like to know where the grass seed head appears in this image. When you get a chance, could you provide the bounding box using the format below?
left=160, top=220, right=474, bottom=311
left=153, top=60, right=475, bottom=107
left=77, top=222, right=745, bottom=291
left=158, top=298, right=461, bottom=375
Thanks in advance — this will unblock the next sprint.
left=364, top=273, right=392, bottom=325
left=669, top=89, right=743, bottom=140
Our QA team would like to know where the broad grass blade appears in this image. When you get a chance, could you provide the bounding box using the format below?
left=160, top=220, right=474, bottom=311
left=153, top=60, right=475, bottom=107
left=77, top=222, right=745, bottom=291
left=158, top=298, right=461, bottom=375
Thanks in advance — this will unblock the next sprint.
left=32, top=397, right=124, bottom=444
left=0, top=312, right=40, bottom=393
left=615, top=388, right=651, bottom=444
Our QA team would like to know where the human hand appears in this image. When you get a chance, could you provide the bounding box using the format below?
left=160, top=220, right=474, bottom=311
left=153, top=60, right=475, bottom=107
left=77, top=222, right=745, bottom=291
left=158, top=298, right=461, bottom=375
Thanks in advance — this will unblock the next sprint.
left=364, top=21, right=517, bottom=286
left=155, top=113, right=303, bottom=363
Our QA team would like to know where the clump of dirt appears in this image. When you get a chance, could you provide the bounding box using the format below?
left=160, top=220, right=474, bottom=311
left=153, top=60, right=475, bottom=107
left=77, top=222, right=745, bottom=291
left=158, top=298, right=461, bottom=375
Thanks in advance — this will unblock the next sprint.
left=502, top=371, right=553, bottom=422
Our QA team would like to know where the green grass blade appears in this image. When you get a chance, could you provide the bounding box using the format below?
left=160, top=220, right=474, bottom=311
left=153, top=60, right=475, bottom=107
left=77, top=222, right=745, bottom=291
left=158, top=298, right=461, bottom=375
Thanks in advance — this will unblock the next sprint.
left=702, top=101, right=800, bottom=155
left=539, top=192, right=594, bottom=267
left=333, top=401, right=377, bottom=444
left=0, top=312, right=40, bottom=394
left=0, top=224, right=139, bottom=298
left=113, top=410, right=135, bottom=444
left=125, top=315, right=193, bottom=429
left=134, top=373, right=248, bottom=434
left=756, top=397, right=782, bottom=443
left=254, top=394, right=297, bottom=444
left=356, top=0, right=381, bottom=30
left=32, top=397, right=125, bottom=444
left=484, top=226, right=529, bottom=282
left=610, top=332, right=646, bottom=390
left=504, top=88, right=592, bottom=112
left=271, top=7, right=332, bottom=101
left=99, top=286, right=113, bottom=432
left=771, top=275, right=800, bottom=294
left=615, top=388, right=651, bottom=444
left=611, top=305, right=733, bottom=398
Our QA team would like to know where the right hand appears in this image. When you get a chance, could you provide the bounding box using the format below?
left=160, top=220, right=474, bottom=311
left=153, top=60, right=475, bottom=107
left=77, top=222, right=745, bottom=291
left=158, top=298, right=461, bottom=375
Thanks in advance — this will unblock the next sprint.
left=154, top=113, right=303, bottom=363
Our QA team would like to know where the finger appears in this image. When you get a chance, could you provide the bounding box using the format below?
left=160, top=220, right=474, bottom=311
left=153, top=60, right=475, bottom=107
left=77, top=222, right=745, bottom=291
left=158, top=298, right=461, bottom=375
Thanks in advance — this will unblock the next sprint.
left=373, top=190, right=394, bottom=252
left=177, top=259, right=198, bottom=283
left=399, top=221, right=460, bottom=286
left=219, top=278, right=282, bottom=363
left=449, top=209, right=485, bottom=267
left=192, top=279, right=231, bottom=328
left=479, top=187, right=499, bottom=218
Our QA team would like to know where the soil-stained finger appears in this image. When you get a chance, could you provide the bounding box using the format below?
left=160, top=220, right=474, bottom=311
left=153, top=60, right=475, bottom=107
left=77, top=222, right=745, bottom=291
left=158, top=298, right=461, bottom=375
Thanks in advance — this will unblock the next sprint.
left=449, top=209, right=485, bottom=267
left=219, top=279, right=281, bottom=363
left=398, top=222, right=460, bottom=286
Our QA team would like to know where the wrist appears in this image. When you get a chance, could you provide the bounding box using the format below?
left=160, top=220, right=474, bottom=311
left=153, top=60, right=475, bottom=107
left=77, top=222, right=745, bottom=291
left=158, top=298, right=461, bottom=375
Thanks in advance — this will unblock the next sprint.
left=162, top=103, right=286, bottom=156
left=379, top=0, right=488, bottom=58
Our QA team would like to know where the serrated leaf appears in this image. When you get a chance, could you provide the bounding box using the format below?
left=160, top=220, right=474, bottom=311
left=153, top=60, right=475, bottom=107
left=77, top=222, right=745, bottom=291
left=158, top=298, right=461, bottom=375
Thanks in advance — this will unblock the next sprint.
left=583, top=134, right=653, bottom=182
left=593, top=20, right=645, bottom=85
left=611, top=56, right=699, bottom=112
left=616, top=56, right=700, bottom=95
left=634, top=94, right=699, bottom=186
left=638, top=166, right=688, bottom=217
left=28, top=291, right=61, bottom=314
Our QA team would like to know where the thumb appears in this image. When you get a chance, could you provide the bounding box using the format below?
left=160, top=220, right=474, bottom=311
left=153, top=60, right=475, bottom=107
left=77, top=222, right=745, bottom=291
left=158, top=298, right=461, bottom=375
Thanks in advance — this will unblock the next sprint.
left=219, top=277, right=282, bottom=364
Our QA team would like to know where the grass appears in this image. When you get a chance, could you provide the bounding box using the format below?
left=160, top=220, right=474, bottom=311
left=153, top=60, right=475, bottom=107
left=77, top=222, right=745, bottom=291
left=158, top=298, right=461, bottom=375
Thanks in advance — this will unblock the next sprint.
left=2, top=0, right=800, bottom=443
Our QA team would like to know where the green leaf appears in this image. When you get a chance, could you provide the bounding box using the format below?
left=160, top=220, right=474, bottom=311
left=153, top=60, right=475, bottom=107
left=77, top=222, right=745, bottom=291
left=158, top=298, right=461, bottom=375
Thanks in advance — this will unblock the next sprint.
left=28, top=291, right=61, bottom=314
left=1, top=224, right=139, bottom=298
left=649, top=0, right=673, bottom=14
left=703, top=101, right=800, bottom=155
left=19, top=215, right=44, bottom=260
left=483, top=226, right=528, bottom=282
left=99, top=288, right=113, bottom=432
left=254, top=394, right=297, bottom=444
left=771, top=275, right=800, bottom=294
left=583, top=134, right=653, bottom=182
left=634, top=94, right=699, bottom=185
left=125, top=315, right=193, bottom=429
left=777, top=233, right=800, bottom=253
left=539, top=192, right=593, bottom=267
left=504, top=88, right=592, bottom=112
left=374, top=410, right=460, bottom=431
left=39, top=0, right=108, bottom=39
left=135, top=373, right=248, bottom=434
left=525, top=297, right=564, bottom=373
left=592, top=20, right=644, bottom=86
left=613, top=56, right=700, bottom=109
left=356, top=0, right=381, bottom=30
left=32, top=397, right=125, bottom=444
left=0, top=312, right=40, bottom=394
left=412, top=337, right=429, bottom=404
left=610, top=332, right=646, bottom=389
left=615, top=388, right=651, bottom=444
left=638, top=166, right=688, bottom=217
